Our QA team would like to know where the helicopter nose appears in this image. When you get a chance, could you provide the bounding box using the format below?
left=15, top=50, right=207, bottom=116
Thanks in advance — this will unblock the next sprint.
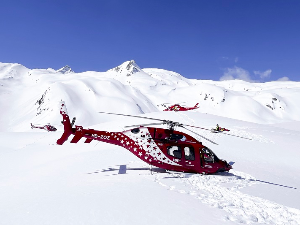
left=221, top=160, right=232, bottom=171
left=225, top=160, right=232, bottom=170
left=216, top=160, right=232, bottom=173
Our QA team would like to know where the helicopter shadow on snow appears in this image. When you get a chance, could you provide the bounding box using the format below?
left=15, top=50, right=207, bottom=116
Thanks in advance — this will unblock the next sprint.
left=93, top=164, right=297, bottom=189
left=162, top=167, right=298, bottom=190
left=211, top=161, right=297, bottom=189
left=254, top=179, right=297, bottom=189
left=214, top=171, right=297, bottom=190
left=222, top=161, right=297, bottom=189
left=160, top=161, right=237, bottom=179
left=219, top=173, right=298, bottom=190
left=88, top=165, right=168, bottom=176
left=161, top=173, right=298, bottom=190
left=99, top=161, right=235, bottom=178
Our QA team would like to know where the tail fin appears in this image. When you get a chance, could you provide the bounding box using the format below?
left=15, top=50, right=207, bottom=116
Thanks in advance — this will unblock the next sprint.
left=57, top=101, right=74, bottom=145
left=195, top=103, right=199, bottom=108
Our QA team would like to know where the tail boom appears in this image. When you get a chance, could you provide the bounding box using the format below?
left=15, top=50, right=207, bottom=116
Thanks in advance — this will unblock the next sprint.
left=56, top=101, right=125, bottom=146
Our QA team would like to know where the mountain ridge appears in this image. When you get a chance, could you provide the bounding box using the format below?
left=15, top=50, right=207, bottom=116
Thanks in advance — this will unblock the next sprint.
left=0, top=60, right=300, bottom=131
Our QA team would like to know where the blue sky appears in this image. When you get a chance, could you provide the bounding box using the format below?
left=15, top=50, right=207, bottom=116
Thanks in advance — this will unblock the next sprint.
left=0, top=0, right=299, bottom=82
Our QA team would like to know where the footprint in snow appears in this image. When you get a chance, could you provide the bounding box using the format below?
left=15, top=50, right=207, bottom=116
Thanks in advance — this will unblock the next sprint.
left=155, top=170, right=300, bottom=225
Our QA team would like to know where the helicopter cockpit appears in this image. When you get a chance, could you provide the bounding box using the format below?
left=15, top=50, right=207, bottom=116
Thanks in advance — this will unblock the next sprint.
left=202, top=147, right=219, bottom=163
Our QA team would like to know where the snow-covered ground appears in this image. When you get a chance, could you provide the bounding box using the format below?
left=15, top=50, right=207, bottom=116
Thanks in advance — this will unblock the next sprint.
left=1, top=60, right=300, bottom=224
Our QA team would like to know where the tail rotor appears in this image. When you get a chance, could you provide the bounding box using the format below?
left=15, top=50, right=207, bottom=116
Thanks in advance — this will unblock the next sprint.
left=57, top=101, right=75, bottom=145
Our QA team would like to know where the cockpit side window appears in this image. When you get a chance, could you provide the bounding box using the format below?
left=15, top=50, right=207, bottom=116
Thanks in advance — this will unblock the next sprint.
left=201, top=147, right=220, bottom=163
left=184, top=147, right=195, bottom=161
left=202, top=147, right=214, bottom=163
left=167, top=146, right=182, bottom=159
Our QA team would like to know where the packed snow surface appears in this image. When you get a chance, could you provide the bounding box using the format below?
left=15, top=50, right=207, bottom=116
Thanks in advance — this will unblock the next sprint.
left=1, top=61, right=300, bottom=224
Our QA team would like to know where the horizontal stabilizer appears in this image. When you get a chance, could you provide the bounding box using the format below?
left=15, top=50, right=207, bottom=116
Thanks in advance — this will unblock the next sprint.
left=85, top=138, right=93, bottom=143
left=70, top=126, right=84, bottom=143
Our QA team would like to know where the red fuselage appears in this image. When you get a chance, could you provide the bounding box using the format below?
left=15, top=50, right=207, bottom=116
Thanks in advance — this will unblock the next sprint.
left=163, top=104, right=199, bottom=112
left=57, top=102, right=231, bottom=174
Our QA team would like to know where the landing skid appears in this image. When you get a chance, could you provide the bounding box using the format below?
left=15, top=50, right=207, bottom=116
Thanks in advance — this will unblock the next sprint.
left=100, top=165, right=167, bottom=174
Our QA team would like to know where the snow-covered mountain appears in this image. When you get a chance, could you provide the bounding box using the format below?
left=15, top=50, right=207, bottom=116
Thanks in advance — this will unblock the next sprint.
left=1, top=61, right=300, bottom=225
left=56, top=65, right=74, bottom=74
left=107, top=60, right=143, bottom=76
left=1, top=60, right=300, bottom=131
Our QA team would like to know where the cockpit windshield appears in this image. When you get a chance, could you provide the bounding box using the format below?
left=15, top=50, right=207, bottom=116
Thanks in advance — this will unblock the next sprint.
left=202, top=147, right=219, bottom=163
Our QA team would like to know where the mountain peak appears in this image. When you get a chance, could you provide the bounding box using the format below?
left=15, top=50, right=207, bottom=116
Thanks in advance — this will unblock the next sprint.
left=57, top=65, right=74, bottom=74
left=108, top=60, right=143, bottom=76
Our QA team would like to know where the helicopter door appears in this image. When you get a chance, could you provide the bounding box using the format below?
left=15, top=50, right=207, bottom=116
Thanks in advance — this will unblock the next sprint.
left=183, top=146, right=195, bottom=168
left=167, top=145, right=196, bottom=168
left=167, top=146, right=182, bottom=163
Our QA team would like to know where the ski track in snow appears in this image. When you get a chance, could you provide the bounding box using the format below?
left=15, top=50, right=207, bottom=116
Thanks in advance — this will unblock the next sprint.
left=151, top=113, right=298, bottom=224
left=154, top=170, right=300, bottom=225
left=97, top=162, right=300, bottom=225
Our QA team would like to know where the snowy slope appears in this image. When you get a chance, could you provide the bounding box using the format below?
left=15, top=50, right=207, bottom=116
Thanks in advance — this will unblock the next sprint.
left=1, top=60, right=300, bottom=132
left=1, top=61, right=300, bottom=225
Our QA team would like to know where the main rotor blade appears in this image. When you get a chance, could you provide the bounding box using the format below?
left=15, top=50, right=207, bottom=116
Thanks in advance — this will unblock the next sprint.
left=99, top=111, right=251, bottom=141
left=181, top=126, right=218, bottom=145
left=181, top=124, right=212, bottom=131
left=215, top=131, right=252, bottom=140
left=182, top=124, right=252, bottom=140
left=124, top=122, right=165, bottom=128
left=98, top=112, right=166, bottom=122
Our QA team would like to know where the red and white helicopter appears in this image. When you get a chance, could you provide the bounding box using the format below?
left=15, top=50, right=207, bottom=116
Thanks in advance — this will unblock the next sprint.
left=31, top=123, right=57, bottom=132
left=56, top=101, right=248, bottom=174
left=160, top=103, right=199, bottom=112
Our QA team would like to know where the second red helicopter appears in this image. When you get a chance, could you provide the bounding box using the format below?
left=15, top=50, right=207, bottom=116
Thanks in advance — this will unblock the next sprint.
left=160, top=103, right=199, bottom=112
